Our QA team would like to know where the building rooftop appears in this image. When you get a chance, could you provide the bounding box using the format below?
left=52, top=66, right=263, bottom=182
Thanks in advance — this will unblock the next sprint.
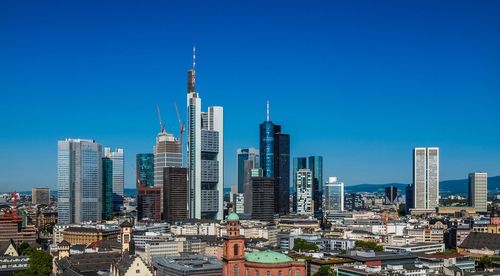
left=245, top=250, right=295, bottom=264
left=153, top=255, right=221, bottom=272
left=227, top=212, right=240, bottom=221
left=460, top=232, right=500, bottom=251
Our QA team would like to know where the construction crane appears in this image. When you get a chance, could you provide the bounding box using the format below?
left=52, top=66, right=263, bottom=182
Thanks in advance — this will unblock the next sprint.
left=174, top=101, right=185, bottom=147
left=156, top=104, right=165, bottom=133
left=384, top=210, right=400, bottom=235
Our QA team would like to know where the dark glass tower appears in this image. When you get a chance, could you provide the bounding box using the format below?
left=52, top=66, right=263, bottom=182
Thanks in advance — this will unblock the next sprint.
left=293, top=158, right=308, bottom=212
left=308, top=156, right=323, bottom=216
left=259, top=101, right=290, bottom=216
left=136, top=153, right=154, bottom=187
left=102, top=158, right=113, bottom=220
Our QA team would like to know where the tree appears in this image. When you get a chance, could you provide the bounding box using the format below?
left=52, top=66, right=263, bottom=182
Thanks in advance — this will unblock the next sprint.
left=398, top=204, right=406, bottom=216
left=314, top=265, right=337, bottom=276
left=478, top=256, right=493, bottom=271
left=15, top=246, right=52, bottom=276
left=293, top=238, right=319, bottom=252
left=355, top=240, right=383, bottom=252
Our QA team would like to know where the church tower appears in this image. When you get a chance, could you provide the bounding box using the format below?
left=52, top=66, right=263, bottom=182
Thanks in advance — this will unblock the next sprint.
left=222, top=212, right=245, bottom=276
left=120, top=220, right=133, bottom=254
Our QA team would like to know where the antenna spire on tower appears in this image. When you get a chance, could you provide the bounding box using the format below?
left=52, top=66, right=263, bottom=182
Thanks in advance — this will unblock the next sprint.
left=266, top=99, right=270, bottom=122
left=192, top=46, right=196, bottom=70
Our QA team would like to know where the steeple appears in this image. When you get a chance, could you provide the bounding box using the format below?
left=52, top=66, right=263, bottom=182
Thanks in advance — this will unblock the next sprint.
left=266, top=99, right=270, bottom=122
left=187, top=46, right=196, bottom=94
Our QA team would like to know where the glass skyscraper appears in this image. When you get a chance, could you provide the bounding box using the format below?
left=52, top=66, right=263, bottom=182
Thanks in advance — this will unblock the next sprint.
left=293, top=156, right=323, bottom=215
left=413, top=147, right=439, bottom=210
left=237, top=148, right=259, bottom=193
left=259, top=101, right=290, bottom=216
left=104, top=147, right=124, bottom=213
left=136, top=153, right=154, bottom=187
left=102, top=157, right=113, bottom=220
left=57, top=139, right=102, bottom=224
left=323, top=177, right=344, bottom=214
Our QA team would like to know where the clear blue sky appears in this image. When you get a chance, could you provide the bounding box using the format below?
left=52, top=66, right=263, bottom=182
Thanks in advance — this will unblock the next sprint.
left=1, top=0, right=499, bottom=192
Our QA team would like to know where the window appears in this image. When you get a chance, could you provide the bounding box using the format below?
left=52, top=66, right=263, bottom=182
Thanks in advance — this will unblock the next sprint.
left=136, top=270, right=140, bottom=273
left=266, top=272, right=270, bottom=276
left=255, top=272, right=259, bottom=276
left=234, top=244, right=239, bottom=256
left=295, top=270, right=300, bottom=276
left=234, top=264, right=239, bottom=276
left=279, top=272, right=283, bottom=276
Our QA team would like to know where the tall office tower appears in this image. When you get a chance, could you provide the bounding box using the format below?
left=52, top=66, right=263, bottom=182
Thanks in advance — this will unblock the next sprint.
left=154, top=131, right=182, bottom=213
left=137, top=187, right=161, bottom=221
left=385, top=186, right=398, bottom=205
left=413, top=147, right=439, bottom=210
left=136, top=153, right=154, bottom=187
left=259, top=101, right=290, bottom=216
left=163, top=167, right=188, bottom=223
left=244, top=167, right=263, bottom=214
left=296, top=169, right=313, bottom=215
left=57, top=139, right=102, bottom=224
left=104, top=148, right=124, bottom=212
left=323, top=177, right=344, bottom=214
left=308, top=156, right=323, bottom=215
left=468, top=172, right=488, bottom=213
left=102, top=157, right=113, bottom=220
left=405, top=184, right=414, bottom=214
left=251, top=177, right=275, bottom=222
left=32, top=187, right=50, bottom=205
left=187, top=48, right=224, bottom=220
left=237, top=148, right=259, bottom=193
left=293, top=157, right=307, bottom=212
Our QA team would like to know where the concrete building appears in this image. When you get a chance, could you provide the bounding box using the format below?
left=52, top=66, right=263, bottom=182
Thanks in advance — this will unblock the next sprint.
left=31, top=187, right=50, bottom=205
left=412, top=147, right=439, bottom=211
left=154, top=131, right=182, bottom=214
left=468, top=172, right=487, bottom=213
left=57, top=139, right=102, bottom=224
left=153, top=255, right=222, bottom=275
left=187, top=48, right=224, bottom=220
left=296, top=169, right=313, bottom=215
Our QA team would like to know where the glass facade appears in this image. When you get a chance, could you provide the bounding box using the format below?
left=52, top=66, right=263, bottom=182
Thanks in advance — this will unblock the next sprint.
left=57, top=139, right=102, bottom=224
left=237, top=148, right=259, bottom=193
left=259, top=121, right=275, bottom=177
left=102, top=157, right=113, bottom=219
left=136, top=153, right=154, bottom=187
left=324, top=177, right=344, bottom=214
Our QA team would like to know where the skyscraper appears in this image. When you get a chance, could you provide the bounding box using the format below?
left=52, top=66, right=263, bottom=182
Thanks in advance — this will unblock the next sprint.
left=413, top=147, right=439, bottom=210
left=32, top=187, right=50, bottom=205
left=259, top=101, right=290, bottom=216
left=102, top=157, right=113, bottom=220
left=296, top=169, right=313, bottom=215
left=468, top=172, right=487, bottom=213
left=308, top=156, right=323, bottom=215
left=137, top=187, right=161, bottom=221
left=57, top=139, right=102, bottom=224
left=104, top=147, right=124, bottom=213
left=187, top=48, right=224, bottom=220
left=154, top=131, right=182, bottom=213
left=136, top=153, right=154, bottom=187
left=293, top=157, right=307, bottom=212
left=237, top=148, right=259, bottom=193
left=163, top=167, right=188, bottom=223
left=251, top=177, right=275, bottom=222
left=323, top=177, right=344, bottom=214
left=385, top=186, right=398, bottom=205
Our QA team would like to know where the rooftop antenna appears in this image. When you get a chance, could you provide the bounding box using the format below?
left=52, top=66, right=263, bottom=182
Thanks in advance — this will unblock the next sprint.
left=266, top=99, right=270, bottom=122
left=192, top=46, right=196, bottom=70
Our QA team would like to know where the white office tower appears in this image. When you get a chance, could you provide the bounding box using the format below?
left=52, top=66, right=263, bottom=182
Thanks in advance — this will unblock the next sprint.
left=187, top=47, right=224, bottom=220
left=469, top=172, right=487, bottom=212
left=413, top=147, right=439, bottom=210
left=104, top=147, right=125, bottom=212
left=323, top=177, right=344, bottom=214
left=154, top=131, right=182, bottom=211
left=296, top=169, right=313, bottom=215
left=58, top=139, right=102, bottom=224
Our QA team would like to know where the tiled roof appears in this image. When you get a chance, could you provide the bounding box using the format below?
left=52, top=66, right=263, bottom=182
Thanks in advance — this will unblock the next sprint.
left=460, top=232, right=500, bottom=250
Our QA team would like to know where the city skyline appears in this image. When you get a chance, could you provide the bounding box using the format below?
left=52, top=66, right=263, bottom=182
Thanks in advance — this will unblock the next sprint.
left=2, top=1, right=500, bottom=192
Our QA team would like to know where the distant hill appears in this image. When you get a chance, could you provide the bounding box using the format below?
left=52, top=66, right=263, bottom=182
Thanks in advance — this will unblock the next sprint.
left=345, top=175, right=500, bottom=196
